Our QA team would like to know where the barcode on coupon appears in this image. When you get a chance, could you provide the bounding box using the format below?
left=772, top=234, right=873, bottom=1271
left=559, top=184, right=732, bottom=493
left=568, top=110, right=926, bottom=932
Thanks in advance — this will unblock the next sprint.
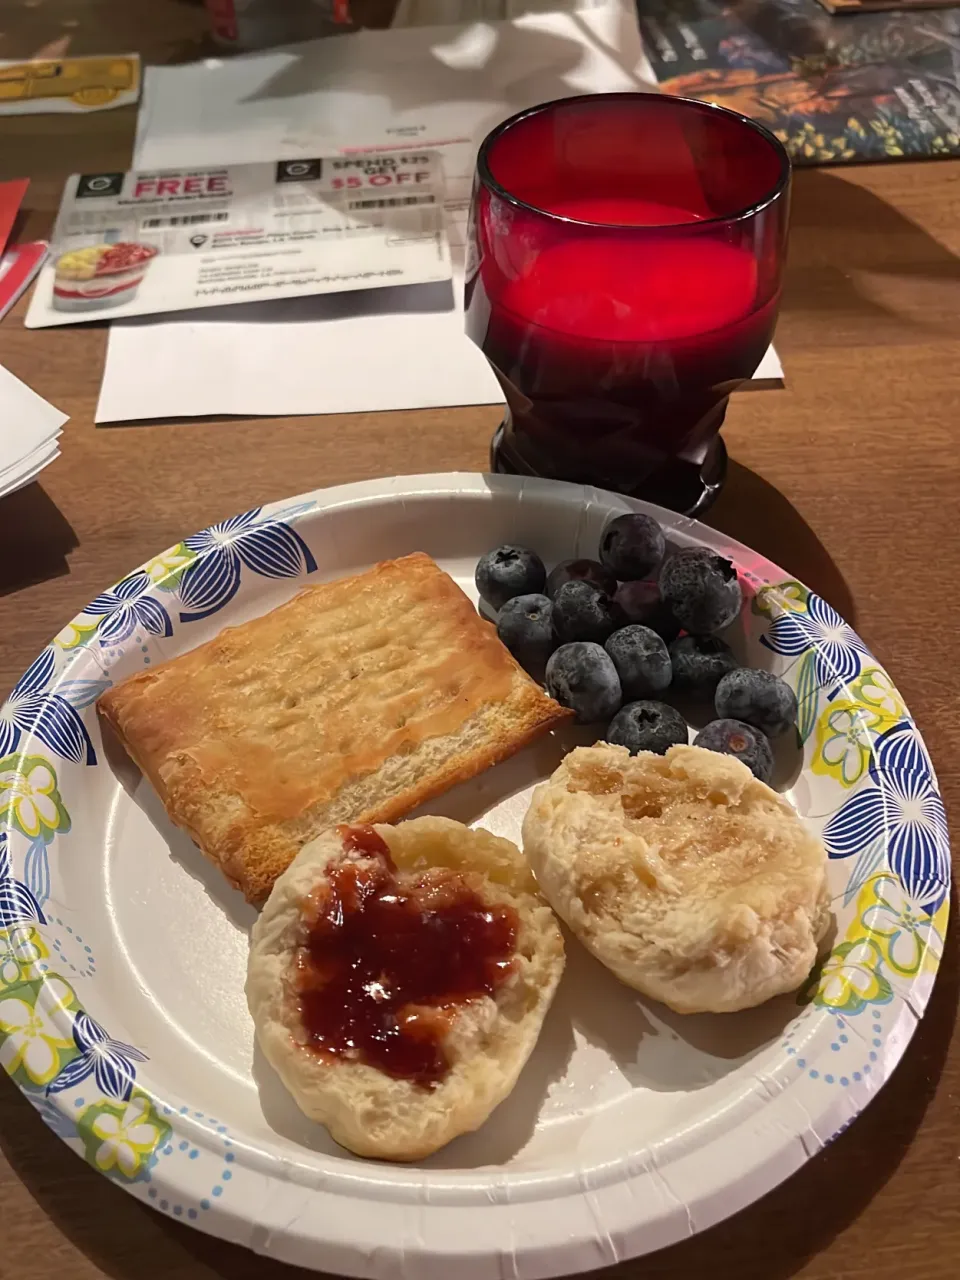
left=140, top=212, right=230, bottom=229
left=346, top=195, right=436, bottom=210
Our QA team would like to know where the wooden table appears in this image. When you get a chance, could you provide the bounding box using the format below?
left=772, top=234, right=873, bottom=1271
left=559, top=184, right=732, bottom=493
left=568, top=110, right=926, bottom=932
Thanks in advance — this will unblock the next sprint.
left=2, top=6, right=959, bottom=1279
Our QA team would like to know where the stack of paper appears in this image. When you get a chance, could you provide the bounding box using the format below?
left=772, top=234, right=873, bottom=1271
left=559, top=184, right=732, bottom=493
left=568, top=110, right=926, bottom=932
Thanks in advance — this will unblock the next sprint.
left=0, top=365, right=66, bottom=499
left=96, top=1, right=781, bottom=423
left=97, top=2, right=667, bottom=422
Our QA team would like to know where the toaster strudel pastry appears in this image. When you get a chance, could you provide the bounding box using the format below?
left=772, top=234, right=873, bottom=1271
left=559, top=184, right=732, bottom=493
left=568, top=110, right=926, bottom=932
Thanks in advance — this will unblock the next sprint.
left=98, top=553, right=570, bottom=903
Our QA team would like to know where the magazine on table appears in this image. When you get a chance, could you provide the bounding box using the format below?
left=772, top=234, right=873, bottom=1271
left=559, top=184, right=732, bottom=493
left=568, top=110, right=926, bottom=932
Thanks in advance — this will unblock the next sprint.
left=636, top=0, right=960, bottom=162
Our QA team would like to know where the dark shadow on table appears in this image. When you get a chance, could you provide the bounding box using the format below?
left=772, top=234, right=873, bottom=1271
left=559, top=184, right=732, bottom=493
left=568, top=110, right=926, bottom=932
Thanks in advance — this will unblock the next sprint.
left=2, top=883, right=954, bottom=1280
left=110, top=279, right=457, bottom=330
left=97, top=411, right=268, bottom=429
left=706, top=458, right=856, bottom=627
left=784, top=169, right=960, bottom=336
left=0, top=483, right=78, bottom=597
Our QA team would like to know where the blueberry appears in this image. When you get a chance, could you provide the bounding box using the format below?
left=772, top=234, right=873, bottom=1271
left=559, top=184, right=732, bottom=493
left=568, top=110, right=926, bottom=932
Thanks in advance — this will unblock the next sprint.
left=476, top=545, right=546, bottom=610
left=604, top=626, right=672, bottom=700
left=669, top=634, right=738, bottom=696
left=546, top=642, right=622, bottom=723
left=715, top=669, right=798, bottom=738
left=497, top=594, right=555, bottom=670
left=607, top=700, right=688, bottom=756
left=695, top=719, right=774, bottom=783
left=545, top=558, right=617, bottom=600
left=552, top=580, right=624, bottom=645
left=659, top=548, right=742, bottom=634
left=613, top=580, right=681, bottom=643
left=599, top=513, right=666, bottom=581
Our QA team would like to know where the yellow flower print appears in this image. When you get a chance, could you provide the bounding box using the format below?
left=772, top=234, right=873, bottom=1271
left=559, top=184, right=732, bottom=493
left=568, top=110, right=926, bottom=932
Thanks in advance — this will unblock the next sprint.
left=812, top=700, right=883, bottom=788
left=805, top=873, right=944, bottom=1015
left=849, top=667, right=905, bottom=727
left=860, top=874, right=943, bottom=978
left=930, top=892, right=949, bottom=942
left=53, top=617, right=100, bottom=652
left=0, top=754, right=70, bottom=842
left=0, top=926, right=48, bottom=990
left=141, top=542, right=197, bottom=591
left=0, top=976, right=78, bottom=1087
left=77, top=1091, right=171, bottom=1181
left=811, top=936, right=893, bottom=1014
left=752, top=579, right=809, bottom=618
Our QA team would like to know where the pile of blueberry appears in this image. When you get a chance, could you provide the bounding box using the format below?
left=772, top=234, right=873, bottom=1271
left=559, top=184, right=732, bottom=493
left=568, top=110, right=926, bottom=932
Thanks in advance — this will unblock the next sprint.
left=475, top=513, right=797, bottom=784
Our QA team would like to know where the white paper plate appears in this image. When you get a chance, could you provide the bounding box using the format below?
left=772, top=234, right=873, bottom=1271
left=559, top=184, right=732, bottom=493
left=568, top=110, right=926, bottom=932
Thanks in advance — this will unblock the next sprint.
left=0, top=473, right=949, bottom=1277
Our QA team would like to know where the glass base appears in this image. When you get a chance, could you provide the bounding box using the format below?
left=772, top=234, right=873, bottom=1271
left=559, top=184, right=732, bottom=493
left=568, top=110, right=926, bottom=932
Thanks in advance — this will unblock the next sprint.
left=489, top=426, right=728, bottom=518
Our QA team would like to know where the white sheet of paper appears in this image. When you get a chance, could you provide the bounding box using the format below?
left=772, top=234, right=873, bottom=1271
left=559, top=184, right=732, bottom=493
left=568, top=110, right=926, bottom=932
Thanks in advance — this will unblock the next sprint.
left=0, top=363, right=66, bottom=497
left=98, top=4, right=781, bottom=424
left=751, top=345, right=784, bottom=383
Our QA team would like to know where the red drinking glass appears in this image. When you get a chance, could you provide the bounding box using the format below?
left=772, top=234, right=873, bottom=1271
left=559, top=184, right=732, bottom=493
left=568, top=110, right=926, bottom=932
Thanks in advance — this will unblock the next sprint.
left=465, top=93, right=790, bottom=514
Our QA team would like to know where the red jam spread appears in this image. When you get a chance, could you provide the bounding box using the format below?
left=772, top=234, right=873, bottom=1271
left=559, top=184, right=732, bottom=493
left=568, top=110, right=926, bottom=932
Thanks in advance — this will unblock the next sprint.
left=295, top=825, right=519, bottom=1088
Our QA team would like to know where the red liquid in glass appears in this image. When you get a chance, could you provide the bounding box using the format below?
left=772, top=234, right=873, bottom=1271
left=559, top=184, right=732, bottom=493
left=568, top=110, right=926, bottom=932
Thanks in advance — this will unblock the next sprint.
left=468, top=194, right=779, bottom=492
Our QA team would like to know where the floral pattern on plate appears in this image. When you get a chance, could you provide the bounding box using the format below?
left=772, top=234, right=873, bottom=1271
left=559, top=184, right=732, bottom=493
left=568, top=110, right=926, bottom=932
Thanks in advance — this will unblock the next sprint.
left=822, top=720, right=949, bottom=912
left=0, top=649, right=96, bottom=766
left=177, top=504, right=317, bottom=623
left=808, top=872, right=946, bottom=1016
left=77, top=1090, right=172, bottom=1183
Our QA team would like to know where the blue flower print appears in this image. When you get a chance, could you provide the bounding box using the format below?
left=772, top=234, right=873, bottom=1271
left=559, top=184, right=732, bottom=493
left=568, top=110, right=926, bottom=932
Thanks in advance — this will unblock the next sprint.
left=85, top=571, right=173, bottom=646
left=47, top=1011, right=147, bottom=1102
left=0, top=649, right=95, bottom=766
left=0, top=833, right=44, bottom=928
left=178, top=506, right=317, bottom=623
left=822, top=764, right=949, bottom=913
left=869, top=720, right=936, bottom=787
left=762, top=592, right=870, bottom=693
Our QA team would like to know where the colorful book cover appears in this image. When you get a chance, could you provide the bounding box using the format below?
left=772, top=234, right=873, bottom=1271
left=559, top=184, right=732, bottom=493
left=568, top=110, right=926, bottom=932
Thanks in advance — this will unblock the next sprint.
left=636, top=0, right=960, bottom=162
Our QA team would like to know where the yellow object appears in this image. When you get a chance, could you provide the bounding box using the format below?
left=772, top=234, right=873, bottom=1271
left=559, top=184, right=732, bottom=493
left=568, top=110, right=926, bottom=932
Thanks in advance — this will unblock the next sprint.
left=54, top=245, right=111, bottom=281
left=0, top=56, right=137, bottom=107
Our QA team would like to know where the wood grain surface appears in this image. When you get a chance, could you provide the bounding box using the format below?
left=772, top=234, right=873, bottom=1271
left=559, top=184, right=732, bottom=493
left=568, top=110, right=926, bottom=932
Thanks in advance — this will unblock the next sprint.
left=1, top=4, right=959, bottom=1279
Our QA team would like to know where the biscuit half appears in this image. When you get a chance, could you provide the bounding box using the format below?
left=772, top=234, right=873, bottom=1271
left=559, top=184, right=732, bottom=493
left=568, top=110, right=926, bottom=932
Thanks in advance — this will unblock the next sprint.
left=246, top=817, right=565, bottom=1160
left=522, top=743, right=829, bottom=1013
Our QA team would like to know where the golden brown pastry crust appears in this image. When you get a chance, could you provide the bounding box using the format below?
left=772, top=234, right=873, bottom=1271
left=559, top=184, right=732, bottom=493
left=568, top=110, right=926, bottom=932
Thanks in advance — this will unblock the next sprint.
left=98, top=553, right=571, bottom=903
